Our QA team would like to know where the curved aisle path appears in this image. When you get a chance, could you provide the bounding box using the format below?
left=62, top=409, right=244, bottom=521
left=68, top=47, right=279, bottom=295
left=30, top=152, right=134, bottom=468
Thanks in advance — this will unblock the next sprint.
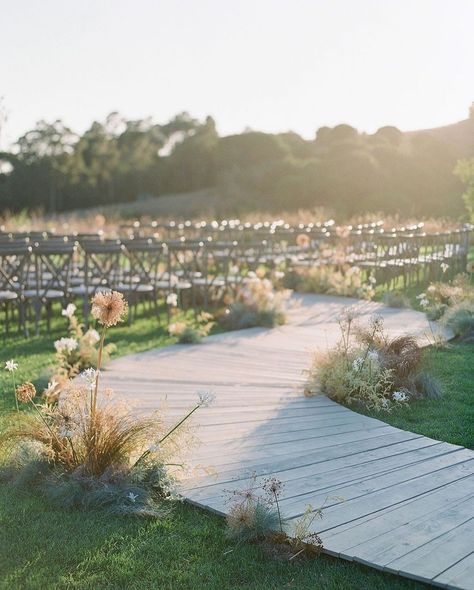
left=101, top=294, right=473, bottom=590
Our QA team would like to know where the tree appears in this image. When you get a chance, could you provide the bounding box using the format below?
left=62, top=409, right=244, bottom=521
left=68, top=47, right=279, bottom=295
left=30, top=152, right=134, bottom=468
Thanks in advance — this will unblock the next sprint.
left=454, top=158, right=474, bottom=221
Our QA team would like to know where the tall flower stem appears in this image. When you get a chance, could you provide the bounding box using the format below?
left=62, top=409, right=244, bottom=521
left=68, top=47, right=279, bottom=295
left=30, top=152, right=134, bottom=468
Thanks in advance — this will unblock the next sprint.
left=273, top=491, right=283, bottom=533
left=91, top=325, right=107, bottom=418
left=132, top=402, right=202, bottom=469
left=12, top=374, right=18, bottom=413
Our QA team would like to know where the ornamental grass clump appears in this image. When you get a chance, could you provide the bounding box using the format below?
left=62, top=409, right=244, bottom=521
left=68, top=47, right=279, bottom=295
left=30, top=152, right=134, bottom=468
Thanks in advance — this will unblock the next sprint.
left=294, top=264, right=376, bottom=300
left=305, top=311, right=441, bottom=411
left=220, top=277, right=291, bottom=330
left=417, top=272, right=474, bottom=340
left=225, top=474, right=323, bottom=559
left=168, top=311, right=214, bottom=344
left=1, top=291, right=213, bottom=516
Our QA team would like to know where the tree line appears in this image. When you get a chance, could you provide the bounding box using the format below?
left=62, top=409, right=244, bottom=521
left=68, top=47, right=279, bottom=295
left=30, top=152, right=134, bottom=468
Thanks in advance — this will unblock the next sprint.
left=0, top=111, right=471, bottom=219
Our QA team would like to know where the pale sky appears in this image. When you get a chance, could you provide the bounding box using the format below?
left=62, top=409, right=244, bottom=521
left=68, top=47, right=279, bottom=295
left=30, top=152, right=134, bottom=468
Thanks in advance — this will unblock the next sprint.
left=1, top=0, right=473, bottom=147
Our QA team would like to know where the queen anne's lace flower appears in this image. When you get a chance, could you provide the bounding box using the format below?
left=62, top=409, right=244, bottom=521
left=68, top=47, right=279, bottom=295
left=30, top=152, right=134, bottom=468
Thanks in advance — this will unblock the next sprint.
left=54, top=337, right=78, bottom=354
left=166, top=293, right=178, bottom=307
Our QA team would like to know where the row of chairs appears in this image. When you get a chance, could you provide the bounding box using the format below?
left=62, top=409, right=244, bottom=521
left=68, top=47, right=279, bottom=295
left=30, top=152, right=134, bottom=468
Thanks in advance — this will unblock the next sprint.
left=1, top=225, right=471, bottom=336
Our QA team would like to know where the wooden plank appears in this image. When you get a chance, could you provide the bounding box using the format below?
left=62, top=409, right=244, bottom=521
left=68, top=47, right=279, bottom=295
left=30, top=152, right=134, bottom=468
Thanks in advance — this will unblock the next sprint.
left=433, top=551, right=474, bottom=590
left=186, top=442, right=453, bottom=505
left=386, top=516, right=474, bottom=582
left=322, top=475, right=474, bottom=555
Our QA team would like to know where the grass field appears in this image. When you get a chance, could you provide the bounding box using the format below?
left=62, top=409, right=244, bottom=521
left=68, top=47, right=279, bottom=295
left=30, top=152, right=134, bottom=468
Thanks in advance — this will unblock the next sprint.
left=1, top=306, right=472, bottom=589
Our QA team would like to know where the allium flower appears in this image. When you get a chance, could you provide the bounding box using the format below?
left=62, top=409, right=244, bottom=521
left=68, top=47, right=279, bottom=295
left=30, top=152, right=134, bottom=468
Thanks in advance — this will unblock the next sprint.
left=5, top=359, right=18, bottom=372
left=83, top=329, right=100, bottom=344
left=419, top=298, right=430, bottom=309
left=166, top=293, right=178, bottom=307
left=61, top=303, right=76, bottom=318
left=81, top=368, right=100, bottom=386
left=54, top=337, right=78, bottom=354
left=227, top=503, right=256, bottom=531
left=59, top=427, right=73, bottom=438
left=392, top=390, right=409, bottom=403
left=197, top=391, right=215, bottom=407
left=16, top=382, right=36, bottom=404
left=440, top=263, right=449, bottom=273
left=148, top=442, right=160, bottom=453
left=296, top=233, right=311, bottom=248
left=263, top=477, right=283, bottom=497
left=91, top=290, right=128, bottom=327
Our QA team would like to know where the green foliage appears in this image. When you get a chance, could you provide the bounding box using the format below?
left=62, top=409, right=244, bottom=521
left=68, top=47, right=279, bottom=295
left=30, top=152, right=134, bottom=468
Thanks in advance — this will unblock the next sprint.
left=0, top=113, right=470, bottom=218
left=442, top=301, right=474, bottom=337
left=454, top=157, right=474, bottom=221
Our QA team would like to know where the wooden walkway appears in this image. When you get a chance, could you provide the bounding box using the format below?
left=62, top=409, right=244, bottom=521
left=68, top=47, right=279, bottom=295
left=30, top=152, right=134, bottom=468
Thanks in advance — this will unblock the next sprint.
left=101, top=294, right=474, bottom=590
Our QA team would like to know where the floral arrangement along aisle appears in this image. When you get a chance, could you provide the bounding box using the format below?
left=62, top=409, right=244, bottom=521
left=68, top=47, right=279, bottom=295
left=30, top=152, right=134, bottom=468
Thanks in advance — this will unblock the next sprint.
left=1, top=291, right=213, bottom=516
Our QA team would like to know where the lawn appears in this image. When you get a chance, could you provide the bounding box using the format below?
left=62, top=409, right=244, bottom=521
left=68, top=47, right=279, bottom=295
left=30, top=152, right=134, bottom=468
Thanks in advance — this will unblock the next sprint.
left=1, top=305, right=472, bottom=589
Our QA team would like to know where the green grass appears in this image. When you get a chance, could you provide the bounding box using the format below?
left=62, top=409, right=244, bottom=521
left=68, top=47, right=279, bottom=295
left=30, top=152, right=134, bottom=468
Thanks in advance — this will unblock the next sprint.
left=1, top=305, right=472, bottom=589
left=363, top=343, right=474, bottom=449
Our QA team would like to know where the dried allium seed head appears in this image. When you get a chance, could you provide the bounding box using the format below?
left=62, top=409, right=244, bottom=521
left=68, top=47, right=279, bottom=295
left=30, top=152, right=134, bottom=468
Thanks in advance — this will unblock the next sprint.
left=16, top=382, right=36, bottom=404
left=91, top=291, right=128, bottom=327
left=227, top=503, right=256, bottom=531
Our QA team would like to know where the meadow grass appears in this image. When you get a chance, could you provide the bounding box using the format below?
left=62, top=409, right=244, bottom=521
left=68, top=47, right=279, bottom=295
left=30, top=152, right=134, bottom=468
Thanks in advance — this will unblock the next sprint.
left=1, top=303, right=472, bottom=589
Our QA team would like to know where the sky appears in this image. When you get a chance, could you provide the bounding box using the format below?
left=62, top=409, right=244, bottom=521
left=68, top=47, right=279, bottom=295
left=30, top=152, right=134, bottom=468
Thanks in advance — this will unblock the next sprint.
left=1, top=0, right=473, bottom=147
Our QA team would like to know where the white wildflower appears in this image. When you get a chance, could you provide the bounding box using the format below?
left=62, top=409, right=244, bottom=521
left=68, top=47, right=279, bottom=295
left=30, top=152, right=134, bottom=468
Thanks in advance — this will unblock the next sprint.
left=274, top=271, right=285, bottom=280
left=148, top=442, right=160, bottom=453
left=419, top=298, right=430, bottom=309
left=166, top=293, right=178, bottom=307
left=368, top=274, right=377, bottom=285
left=197, top=391, right=215, bottom=407
left=427, top=285, right=436, bottom=293
left=352, top=357, right=364, bottom=371
left=441, top=263, right=449, bottom=273
left=5, top=359, right=18, bottom=372
left=54, top=337, right=78, bottom=354
left=416, top=293, right=426, bottom=300
left=61, top=303, right=76, bottom=318
left=59, top=427, right=73, bottom=438
left=392, top=390, right=409, bottom=403
left=127, top=492, right=139, bottom=503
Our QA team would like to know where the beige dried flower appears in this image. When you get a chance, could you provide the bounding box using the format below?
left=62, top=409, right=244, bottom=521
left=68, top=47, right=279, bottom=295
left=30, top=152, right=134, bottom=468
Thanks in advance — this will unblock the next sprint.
left=16, top=382, right=36, bottom=404
left=91, top=291, right=128, bottom=327
left=227, top=503, right=256, bottom=532
left=296, top=233, right=310, bottom=248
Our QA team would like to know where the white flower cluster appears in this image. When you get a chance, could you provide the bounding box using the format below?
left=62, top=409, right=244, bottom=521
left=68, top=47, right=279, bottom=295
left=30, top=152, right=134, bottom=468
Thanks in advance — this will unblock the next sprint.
left=392, top=390, right=409, bottom=403
left=416, top=293, right=430, bottom=309
left=54, top=337, right=79, bottom=354
left=81, top=367, right=100, bottom=385
left=166, top=293, right=178, bottom=307
left=61, top=303, right=77, bottom=319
